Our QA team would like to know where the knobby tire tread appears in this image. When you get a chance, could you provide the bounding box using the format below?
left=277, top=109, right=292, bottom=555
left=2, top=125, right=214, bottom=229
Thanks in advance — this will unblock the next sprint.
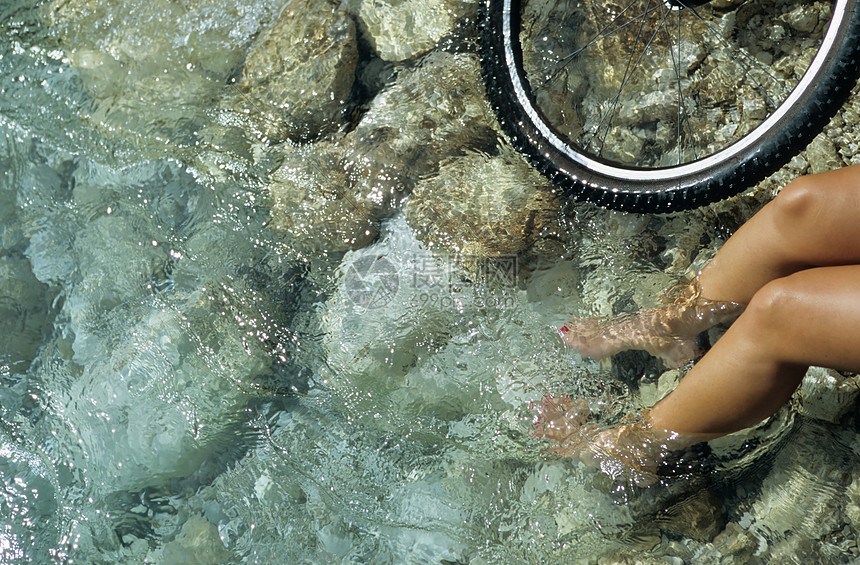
left=478, top=0, right=860, bottom=213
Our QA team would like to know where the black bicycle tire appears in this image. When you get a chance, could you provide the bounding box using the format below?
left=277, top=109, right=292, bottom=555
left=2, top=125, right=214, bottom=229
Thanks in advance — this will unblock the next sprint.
left=479, top=0, right=860, bottom=213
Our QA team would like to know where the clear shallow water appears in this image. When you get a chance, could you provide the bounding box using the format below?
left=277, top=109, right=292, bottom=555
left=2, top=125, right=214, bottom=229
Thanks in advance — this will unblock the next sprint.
left=2, top=0, right=860, bottom=563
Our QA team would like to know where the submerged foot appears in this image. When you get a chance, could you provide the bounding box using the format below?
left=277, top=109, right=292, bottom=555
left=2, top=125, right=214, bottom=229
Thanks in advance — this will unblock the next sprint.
left=559, top=312, right=704, bottom=368
left=559, top=282, right=745, bottom=368
left=533, top=396, right=713, bottom=485
left=532, top=395, right=664, bottom=484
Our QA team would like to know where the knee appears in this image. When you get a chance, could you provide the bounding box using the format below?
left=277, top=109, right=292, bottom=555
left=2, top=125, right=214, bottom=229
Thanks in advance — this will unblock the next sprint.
left=741, top=274, right=806, bottom=331
left=769, top=174, right=829, bottom=225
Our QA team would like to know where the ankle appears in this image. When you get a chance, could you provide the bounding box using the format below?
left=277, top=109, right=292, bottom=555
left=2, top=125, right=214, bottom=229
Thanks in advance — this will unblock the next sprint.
left=662, top=277, right=746, bottom=335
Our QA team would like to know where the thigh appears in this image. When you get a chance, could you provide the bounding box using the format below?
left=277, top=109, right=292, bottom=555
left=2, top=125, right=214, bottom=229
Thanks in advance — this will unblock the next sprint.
left=780, top=165, right=860, bottom=265
left=700, top=165, right=860, bottom=302
left=757, top=264, right=860, bottom=370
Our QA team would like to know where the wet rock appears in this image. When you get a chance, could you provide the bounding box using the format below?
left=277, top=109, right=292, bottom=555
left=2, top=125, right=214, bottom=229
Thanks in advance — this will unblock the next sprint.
left=0, top=429, right=61, bottom=562
left=146, top=515, right=233, bottom=564
left=404, top=148, right=560, bottom=258
left=319, top=215, right=464, bottom=408
left=787, top=4, right=822, bottom=33
left=44, top=0, right=279, bottom=140
left=348, top=50, right=499, bottom=189
left=805, top=135, right=846, bottom=175
left=570, top=211, right=656, bottom=317
left=0, top=184, right=22, bottom=252
left=232, top=0, right=358, bottom=143
left=32, top=179, right=279, bottom=500
left=845, top=475, right=860, bottom=536
left=357, top=0, right=473, bottom=62
left=767, top=536, right=833, bottom=563
left=639, top=370, right=682, bottom=408
left=596, top=549, right=677, bottom=565
left=656, top=487, right=725, bottom=543
left=793, top=367, right=860, bottom=424
left=53, top=280, right=272, bottom=493
left=709, top=521, right=758, bottom=563
left=709, top=0, right=744, bottom=8
left=267, top=52, right=501, bottom=254
left=749, top=428, right=850, bottom=543
left=654, top=213, right=712, bottom=275
left=268, top=142, right=381, bottom=254
left=266, top=51, right=500, bottom=254
left=831, top=83, right=860, bottom=165
left=183, top=398, right=469, bottom=563
left=44, top=0, right=259, bottom=75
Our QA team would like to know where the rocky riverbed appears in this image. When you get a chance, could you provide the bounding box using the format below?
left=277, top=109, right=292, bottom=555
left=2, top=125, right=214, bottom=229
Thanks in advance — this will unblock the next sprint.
left=14, top=0, right=860, bottom=561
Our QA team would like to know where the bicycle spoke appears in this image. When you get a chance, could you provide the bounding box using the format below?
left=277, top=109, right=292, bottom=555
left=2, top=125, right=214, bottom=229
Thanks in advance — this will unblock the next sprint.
left=683, top=3, right=787, bottom=109
left=662, top=1, right=697, bottom=164
left=582, top=0, right=655, bottom=152
left=542, top=0, right=663, bottom=88
left=586, top=0, right=670, bottom=158
left=563, top=2, right=663, bottom=62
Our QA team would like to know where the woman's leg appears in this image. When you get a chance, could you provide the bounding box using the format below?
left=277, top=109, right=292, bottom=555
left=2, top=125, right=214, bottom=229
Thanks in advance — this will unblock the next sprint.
left=539, top=265, right=860, bottom=469
left=649, top=264, right=860, bottom=435
left=697, top=164, right=860, bottom=302
left=562, top=165, right=860, bottom=364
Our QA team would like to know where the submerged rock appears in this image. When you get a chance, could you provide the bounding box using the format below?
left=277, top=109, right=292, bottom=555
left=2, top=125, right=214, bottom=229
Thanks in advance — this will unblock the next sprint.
left=268, top=142, right=381, bottom=254
left=0, top=255, right=52, bottom=374
left=405, top=147, right=560, bottom=258
left=846, top=474, right=860, bottom=536
left=348, top=50, right=499, bottom=187
left=44, top=0, right=283, bottom=148
left=232, top=0, right=358, bottom=143
left=51, top=281, right=272, bottom=493
left=357, top=0, right=475, bottom=62
left=793, top=366, right=860, bottom=424
left=595, top=549, right=679, bottom=564
left=267, top=51, right=501, bottom=254
left=183, top=399, right=470, bottom=563
left=805, top=135, right=847, bottom=174
left=146, top=514, right=233, bottom=564
left=708, top=522, right=759, bottom=563
left=749, top=427, right=851, bottom=543
left=319, top=215, right=463, bottom=405
left=638, top=370, right=682, bottom=408
left=656, top=487, right=725, bottom=542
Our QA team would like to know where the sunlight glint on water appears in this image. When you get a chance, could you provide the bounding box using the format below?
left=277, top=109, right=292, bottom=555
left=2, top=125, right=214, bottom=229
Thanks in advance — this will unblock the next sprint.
left=0, top=0, right=842, bottom=563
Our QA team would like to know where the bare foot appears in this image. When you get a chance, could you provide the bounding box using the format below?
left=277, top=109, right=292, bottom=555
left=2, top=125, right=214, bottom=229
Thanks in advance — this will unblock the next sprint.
left=533, top=397, right=709, bottom=485
left=532, top=395, right=660, bottom=484
left=532, top=395, right=591, bottom=457
left=559, top=314, right=702, bottom=368
left=559, top=283, right=745, bottom=368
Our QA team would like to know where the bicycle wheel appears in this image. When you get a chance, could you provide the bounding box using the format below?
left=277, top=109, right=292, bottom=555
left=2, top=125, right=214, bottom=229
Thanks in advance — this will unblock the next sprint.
left=479, top=0, right=860, bottom=213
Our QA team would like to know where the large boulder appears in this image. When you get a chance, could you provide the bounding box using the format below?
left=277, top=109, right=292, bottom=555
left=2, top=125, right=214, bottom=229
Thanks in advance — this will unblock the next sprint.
left=405, top=147, right=560, bottom=257
left=357, top=0, right=475, bottom=62
left=267, top=51, right=501, bottom=254
left=232, top=0, right=358, bottom=143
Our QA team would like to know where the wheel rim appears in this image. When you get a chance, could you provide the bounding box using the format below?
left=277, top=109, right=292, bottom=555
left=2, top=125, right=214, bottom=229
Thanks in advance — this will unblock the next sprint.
left=511, top=0, right=848, bottom=181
